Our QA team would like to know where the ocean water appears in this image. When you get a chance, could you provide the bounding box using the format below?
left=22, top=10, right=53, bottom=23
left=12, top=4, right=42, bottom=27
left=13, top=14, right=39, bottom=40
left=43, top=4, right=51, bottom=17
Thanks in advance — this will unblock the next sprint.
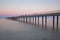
left=0, top=18, right=60, bottom=40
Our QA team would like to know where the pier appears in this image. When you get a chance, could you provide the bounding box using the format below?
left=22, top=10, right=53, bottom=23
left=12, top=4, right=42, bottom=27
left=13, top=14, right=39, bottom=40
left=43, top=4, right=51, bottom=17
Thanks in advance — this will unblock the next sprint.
left=7, top=13, right=60, bottom=30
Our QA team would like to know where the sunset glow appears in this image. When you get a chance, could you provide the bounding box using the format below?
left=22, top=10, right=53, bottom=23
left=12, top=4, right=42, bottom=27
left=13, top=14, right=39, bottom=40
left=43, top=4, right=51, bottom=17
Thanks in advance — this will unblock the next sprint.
left=0, top=0, right=60, bottom=16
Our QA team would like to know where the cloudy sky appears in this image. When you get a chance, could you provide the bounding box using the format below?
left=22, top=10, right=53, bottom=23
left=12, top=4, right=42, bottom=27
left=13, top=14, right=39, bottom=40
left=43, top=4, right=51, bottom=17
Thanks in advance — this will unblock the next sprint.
left=0, top=0, right=60, bottom=16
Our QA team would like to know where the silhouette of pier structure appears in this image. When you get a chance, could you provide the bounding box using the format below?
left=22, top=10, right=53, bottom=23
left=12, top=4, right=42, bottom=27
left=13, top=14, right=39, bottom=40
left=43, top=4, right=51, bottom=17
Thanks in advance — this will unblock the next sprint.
left=7, top=13, right=60, bottom=30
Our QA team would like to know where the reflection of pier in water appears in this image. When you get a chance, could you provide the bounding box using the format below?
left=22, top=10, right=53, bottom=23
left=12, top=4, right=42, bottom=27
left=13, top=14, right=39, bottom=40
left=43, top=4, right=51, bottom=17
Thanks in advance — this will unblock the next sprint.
left=7, top=13, right=60, bottom=30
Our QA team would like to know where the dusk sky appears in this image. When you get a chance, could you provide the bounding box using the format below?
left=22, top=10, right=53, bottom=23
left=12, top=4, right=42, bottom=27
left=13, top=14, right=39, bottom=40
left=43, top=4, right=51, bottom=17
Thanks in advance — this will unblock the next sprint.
left=0, top=0, right=60, bottom=16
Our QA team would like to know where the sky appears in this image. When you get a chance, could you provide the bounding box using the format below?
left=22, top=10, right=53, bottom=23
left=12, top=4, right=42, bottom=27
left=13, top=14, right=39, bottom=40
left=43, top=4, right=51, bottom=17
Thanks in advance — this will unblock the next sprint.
left=0, top=0, right=60, bottom=16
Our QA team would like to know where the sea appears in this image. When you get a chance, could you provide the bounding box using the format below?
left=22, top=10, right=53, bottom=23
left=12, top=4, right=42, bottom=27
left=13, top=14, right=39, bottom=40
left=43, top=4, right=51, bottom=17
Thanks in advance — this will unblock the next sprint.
left=0, top=16, right=60, bottom=40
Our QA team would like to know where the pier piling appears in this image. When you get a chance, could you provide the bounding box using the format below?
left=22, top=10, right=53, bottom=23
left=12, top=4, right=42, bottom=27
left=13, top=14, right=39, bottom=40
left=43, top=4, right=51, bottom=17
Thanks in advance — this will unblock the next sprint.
left=45, top=16, right=47, bottom=28
left=42, top=16, right=44, bottom=28
left=53, top=16, right=55, bottom=30
left=38, top=16, right=39, bottom=25
left=56, top=16, right=59, bottom=30
left=35, top=16, right=36, bottom=24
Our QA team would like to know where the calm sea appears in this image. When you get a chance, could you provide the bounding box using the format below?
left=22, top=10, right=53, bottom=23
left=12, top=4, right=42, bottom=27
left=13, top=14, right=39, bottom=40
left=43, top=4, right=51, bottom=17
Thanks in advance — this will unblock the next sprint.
left=0, top=17, right=60, bottom=40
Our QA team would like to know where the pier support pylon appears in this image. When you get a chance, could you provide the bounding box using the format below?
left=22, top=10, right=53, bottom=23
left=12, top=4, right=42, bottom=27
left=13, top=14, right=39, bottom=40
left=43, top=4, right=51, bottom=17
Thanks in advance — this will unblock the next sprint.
left=42, top=16, right=44, bottom=28
left=45, top=16, right=47, bottom=28
left=53, top=16, right=55, bottom=30
left=56, top=16, right=59, bottom=30
left=26, top=17, right=27, bottom=23
left=38, top=16, right=39, bottom=25
left=35, top=16, right=36, bottom=24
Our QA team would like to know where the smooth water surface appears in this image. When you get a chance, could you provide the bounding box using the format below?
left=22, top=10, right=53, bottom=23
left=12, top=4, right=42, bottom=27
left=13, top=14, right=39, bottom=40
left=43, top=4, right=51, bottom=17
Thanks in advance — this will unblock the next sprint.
left=0, top=19, right=60, bottom=40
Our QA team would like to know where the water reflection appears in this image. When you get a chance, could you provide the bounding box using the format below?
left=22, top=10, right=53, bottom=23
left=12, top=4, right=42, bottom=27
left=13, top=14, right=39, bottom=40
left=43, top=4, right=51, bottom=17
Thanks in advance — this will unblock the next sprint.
left=0, top=19, right=60, bottom=40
